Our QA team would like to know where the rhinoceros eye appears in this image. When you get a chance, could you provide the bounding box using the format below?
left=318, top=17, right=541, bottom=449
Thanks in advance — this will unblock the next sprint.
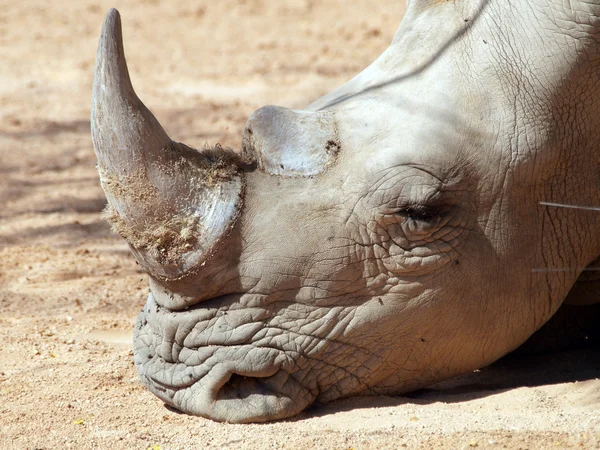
left=391, top=203, right=448, bottom=237
left=395, top=205, right=441, bottom=224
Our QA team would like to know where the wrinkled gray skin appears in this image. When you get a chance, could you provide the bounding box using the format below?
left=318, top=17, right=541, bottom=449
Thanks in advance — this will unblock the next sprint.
left=91, top=0, right=600, bottom=423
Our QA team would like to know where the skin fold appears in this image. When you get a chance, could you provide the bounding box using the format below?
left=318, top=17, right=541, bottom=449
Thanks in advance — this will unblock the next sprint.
left=91, top=0, right=600, bottom=423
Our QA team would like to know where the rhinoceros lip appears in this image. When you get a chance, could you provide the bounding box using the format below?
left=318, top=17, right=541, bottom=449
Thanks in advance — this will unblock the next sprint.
left=133, top=293, right=317, bottom=422
left=138, top=292, right=282, bottom=390
left=142, top=351, right=282, bottom=392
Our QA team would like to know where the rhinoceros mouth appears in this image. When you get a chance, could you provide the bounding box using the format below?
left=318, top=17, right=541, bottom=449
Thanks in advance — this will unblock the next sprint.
left=133, top=294, right=317, bottom=423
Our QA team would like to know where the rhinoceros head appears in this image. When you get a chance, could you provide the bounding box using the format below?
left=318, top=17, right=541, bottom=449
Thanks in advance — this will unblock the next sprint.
left=92, top=2, right=600, bottom=423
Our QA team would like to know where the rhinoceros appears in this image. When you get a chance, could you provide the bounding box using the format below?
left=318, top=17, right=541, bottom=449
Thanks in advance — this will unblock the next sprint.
left=91, top=1, right=600, bottom=423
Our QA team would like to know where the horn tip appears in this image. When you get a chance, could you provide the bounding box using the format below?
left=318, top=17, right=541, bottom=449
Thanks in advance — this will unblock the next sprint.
left=94, top=6, right=130, bottom=95
left=101, top=8, right=122, bottom=42
left=104, top=8, right=121, bottom=26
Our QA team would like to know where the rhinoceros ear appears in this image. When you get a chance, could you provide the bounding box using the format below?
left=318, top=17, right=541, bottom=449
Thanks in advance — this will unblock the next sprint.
left=91, top=9, right=244, bottom=280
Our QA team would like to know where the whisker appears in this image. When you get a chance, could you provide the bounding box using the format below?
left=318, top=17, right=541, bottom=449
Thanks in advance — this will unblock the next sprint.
left=540, top=201, right=600, bottom=211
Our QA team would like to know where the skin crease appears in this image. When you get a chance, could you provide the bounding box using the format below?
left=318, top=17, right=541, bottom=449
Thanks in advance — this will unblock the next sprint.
left=93, top=0, right=600, bottom=423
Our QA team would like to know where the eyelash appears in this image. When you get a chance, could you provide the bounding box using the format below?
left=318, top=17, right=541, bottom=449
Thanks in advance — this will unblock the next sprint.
left=395, top=206, right=440, bottom=223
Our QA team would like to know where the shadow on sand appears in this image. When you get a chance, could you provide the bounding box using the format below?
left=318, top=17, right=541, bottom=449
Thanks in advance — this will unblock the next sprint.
left=301, top=346, right=600, bottom=419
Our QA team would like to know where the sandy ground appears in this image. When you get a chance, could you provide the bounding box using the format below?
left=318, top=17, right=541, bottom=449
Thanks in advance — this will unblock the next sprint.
left=0, top=0, right=599, bottom=448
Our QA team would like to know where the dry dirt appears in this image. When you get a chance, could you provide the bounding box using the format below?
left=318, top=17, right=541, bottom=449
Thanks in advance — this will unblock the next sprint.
left=1, top=0, right=599, bottom=449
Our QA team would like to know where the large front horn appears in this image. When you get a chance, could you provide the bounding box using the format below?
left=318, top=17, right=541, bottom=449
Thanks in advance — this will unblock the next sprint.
left=91, top=9, right=244, bottom=280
